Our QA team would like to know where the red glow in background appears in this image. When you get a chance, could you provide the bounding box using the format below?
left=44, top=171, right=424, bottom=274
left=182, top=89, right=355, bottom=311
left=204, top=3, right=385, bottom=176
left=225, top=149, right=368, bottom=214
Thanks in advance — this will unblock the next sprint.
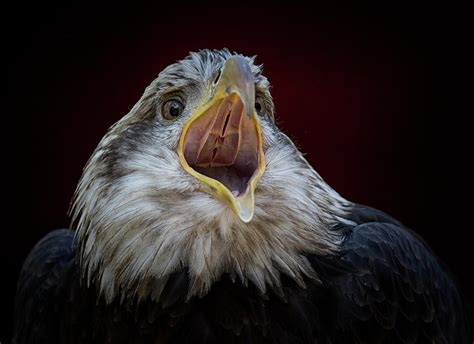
left=4, top=4, right=468, bottom=340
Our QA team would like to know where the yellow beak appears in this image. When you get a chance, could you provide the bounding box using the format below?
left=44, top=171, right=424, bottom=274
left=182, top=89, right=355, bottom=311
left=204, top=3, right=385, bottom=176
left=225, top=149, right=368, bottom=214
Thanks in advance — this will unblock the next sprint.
left=177, top=56, right=265, bottom=222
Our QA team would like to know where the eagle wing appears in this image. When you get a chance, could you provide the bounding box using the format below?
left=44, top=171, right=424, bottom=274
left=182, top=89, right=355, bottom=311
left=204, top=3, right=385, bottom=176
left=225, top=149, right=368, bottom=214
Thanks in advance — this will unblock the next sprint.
left=12, top=229, right=75, bottom=344
left=334, top=206, right=470, bottom=343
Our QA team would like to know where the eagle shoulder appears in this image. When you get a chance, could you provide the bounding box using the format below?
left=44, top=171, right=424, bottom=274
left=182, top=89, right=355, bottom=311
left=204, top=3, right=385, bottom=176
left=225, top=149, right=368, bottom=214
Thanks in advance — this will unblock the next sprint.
left=13, top=229, right=76, bottom=344
left=330, top=206, right=470, bottom=343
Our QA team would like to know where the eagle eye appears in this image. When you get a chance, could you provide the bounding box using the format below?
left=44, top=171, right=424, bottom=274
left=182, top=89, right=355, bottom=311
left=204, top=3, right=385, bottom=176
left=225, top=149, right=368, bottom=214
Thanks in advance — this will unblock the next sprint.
left=162, top=99, right=184, bottom=120
left=255, top=96, right=265, bottom=115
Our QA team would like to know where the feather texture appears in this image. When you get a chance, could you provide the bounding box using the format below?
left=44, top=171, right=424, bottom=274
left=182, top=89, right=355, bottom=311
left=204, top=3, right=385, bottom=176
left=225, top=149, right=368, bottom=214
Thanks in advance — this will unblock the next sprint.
left=13, top=49, right=471, bottom=343
left=69, top=49, right=349, bottom=302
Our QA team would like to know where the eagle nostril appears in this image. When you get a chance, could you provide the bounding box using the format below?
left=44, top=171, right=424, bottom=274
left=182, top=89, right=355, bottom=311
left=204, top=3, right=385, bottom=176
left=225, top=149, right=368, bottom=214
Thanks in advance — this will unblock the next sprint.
left=213, top=70, right=221, bottom=85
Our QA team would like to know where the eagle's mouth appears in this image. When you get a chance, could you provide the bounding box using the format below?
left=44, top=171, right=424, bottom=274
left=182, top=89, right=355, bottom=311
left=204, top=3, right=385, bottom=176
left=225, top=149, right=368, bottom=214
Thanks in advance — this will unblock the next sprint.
left=177, top=56, right=265, bottom=222
left=182, top=94, right=260, bottom=197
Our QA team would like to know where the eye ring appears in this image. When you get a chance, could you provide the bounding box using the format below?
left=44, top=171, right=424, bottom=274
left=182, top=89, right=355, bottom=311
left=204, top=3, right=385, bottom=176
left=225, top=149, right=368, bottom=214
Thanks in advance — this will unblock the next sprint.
left=162, top=99, right=184, bottom=120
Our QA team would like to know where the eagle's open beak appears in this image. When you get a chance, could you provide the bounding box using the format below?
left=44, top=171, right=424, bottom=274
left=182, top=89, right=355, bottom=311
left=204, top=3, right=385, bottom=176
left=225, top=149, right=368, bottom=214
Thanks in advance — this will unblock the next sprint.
left=178, top=56, right=265, bottom=222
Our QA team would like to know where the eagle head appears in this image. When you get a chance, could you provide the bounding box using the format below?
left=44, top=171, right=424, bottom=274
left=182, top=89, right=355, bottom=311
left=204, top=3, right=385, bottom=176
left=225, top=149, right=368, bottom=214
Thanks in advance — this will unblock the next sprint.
left=71, top=49, right=350, bottom=303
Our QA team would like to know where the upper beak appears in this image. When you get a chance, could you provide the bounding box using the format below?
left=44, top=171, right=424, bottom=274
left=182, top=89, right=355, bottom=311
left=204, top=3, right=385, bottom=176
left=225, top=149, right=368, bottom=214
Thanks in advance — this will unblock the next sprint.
left=177, top=56, right=265, bottom=222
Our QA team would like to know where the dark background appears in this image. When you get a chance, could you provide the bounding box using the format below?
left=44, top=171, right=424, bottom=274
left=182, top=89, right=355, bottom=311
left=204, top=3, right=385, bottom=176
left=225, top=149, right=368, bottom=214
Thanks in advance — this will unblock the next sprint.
left=3, top=3, right=470, bottom=340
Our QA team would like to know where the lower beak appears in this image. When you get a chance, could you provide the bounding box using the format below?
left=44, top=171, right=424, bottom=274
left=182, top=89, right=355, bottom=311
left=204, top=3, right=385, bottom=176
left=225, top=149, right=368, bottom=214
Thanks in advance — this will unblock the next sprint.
left=177, top=56, right=265, bottom=222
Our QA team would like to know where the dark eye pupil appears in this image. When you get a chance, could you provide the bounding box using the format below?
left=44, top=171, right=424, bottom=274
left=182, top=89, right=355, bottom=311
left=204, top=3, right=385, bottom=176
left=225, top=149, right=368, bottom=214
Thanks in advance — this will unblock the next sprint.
left=255, top=101, right=262, bottom=112
left=162, top=99, right=184, bottom=120
left=169, top=103, right=181, bottom=117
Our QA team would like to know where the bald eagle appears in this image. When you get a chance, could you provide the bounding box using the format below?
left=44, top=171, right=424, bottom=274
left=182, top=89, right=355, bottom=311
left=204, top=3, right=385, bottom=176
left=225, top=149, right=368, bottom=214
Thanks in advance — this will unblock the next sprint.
left=13, top=49, right=470, bottom=343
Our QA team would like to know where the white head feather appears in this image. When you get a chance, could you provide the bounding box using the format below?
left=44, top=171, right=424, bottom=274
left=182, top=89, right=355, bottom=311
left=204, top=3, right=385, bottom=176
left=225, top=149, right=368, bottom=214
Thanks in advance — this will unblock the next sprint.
left=70, top=49, right=353, bottom=303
